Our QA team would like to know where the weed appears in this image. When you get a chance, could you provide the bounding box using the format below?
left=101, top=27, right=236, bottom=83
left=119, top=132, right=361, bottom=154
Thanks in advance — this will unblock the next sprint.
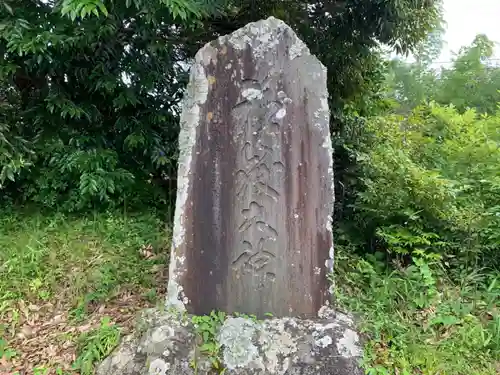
left=191, top=310, right=226, bottom=373
left=189, top=310, right=270, bottom=374
left=0, top=337, right=17, bottom=360
left=32, top=367, right=50, bottom=375
left=143, top=288, right=159, bottom=304
left=335, top=246, right=500, bottom=375
left=71, top=316, right=121, bottom=375
left=233, top=312, right=258, bottom=321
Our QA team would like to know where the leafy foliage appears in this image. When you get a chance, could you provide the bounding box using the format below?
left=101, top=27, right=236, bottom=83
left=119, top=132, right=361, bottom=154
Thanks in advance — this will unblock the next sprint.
left=0, top=208, right=168, bottom=373
left=9, top=1, right=500, bottom=373
left=0, top=209, right=167, bottom=314
left=336, top=34, right=500, bottom=267
left=343, top=102, right=500, bottom=268
left=0, top=0, right=441, bottom=211
left=332, top=33, right=500, bottom=374
left=436, top=34, right=500, bottom=114
left=191, top=310, right=226, bottom=373
left=0, top=0, right=228, bottom=211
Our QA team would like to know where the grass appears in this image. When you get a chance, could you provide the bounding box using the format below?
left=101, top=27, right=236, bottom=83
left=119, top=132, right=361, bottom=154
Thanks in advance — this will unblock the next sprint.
left=1, top=206, right=499, bottom=375
left=71, top=317, right=121, bottom=375
left=335, top=247, right=500, bottom=375
left=0, top=208, right=169, bottom=375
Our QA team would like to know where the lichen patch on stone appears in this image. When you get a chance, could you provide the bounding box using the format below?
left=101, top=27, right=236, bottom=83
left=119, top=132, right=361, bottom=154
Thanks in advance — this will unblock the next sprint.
left=218, top=317, right=260, bottom=369
left=337, top=329, right=362, bottom=358
left=167, top=50, right=210, bottom=311
left=288, top=38, right=307, bottom=60
left=241, top=88, right=263, bottom=101
left=149, top=358, right=169, bottom=375
left=151, top=326, right=174, bottom=343
left=275, top=108, right=287, bottom=119
left=259, top=320, right=297, bottom=374
left=314, top=335, right=333, bottom=348
left=97, top=308, right=363, bottom=375
left=165, top=280, right=186, bottom=312
left=335, top=312, right=354, bottom=325
left=317, top=305, right=335, bottom=320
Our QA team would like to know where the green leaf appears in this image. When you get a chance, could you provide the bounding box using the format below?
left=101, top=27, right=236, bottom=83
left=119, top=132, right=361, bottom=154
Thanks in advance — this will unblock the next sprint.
left=199, top=342, right=215, bottom=353
left=211, top=358, right=220, bottom=368
left=431, top=315, right=461, bottom=327
left=6, top=168, right=15, bottom=182
left=96, top=1, right=109, bottom=17
left=3, top=2, right=13, bottom=14
left=82, top=4, right=94, bottom=18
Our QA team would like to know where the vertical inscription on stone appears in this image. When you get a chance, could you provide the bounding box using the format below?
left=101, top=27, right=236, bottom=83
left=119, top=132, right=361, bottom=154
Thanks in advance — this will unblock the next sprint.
left=231, top=82, right=288, bottom=298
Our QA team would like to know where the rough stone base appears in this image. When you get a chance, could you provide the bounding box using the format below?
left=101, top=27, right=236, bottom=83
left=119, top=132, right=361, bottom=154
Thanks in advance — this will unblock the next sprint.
left=96, top=307, right=363, bottom=375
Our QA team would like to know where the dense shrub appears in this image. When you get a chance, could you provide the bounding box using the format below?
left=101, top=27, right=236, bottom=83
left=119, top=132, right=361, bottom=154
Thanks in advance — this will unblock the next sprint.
left=339, top=102, right=500, bottom=269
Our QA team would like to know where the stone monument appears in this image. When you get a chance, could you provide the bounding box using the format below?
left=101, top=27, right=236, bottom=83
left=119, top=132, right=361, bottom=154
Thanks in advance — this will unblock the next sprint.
left=167, top=14, right=334, bottom=319
left=97, top=17, right=363, bottom=375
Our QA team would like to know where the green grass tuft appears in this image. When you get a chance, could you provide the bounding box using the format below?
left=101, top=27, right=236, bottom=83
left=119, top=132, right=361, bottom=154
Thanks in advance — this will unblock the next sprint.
left=71, top=316, right=121, bottom=375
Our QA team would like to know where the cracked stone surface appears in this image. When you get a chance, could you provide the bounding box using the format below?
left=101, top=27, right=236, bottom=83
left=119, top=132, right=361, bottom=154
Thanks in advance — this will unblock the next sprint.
left=96, top=308, right=363, bottom=375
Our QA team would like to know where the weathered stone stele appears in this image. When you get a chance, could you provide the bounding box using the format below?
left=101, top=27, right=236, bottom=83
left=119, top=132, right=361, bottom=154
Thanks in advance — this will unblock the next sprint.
left=167, top=16, right=334, bottom=318
left=97, top=18, right=363, bottom=375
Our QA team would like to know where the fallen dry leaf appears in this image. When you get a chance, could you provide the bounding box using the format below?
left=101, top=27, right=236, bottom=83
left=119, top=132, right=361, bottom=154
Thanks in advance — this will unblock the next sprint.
left=17, top=325, right=34, bottom=339
left=98, top=304, right=106, bottom=314
left=4, top=279, right=163, bottom=375
left=77, top=323, right=93, bottom=333
left=28, top=304, right=41, bottom=312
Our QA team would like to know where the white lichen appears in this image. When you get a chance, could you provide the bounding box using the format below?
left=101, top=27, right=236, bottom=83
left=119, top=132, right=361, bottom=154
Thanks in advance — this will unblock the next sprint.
left=317, top=305, right=335, bottom=319
left=151, top=325, right=175, bottom=343
left=216, top=17, right=310, bottom=61
left=225, top=18, right=283, bottom=57
left=335, top=312, right=354, bottom=325
left=242, top=88, right=264, bottom=101
left=336, top=329, right=362, bottom=358
left=149, top=358, right=169, bottom=375
left=166, top=56, right=209, bottom=310
left=259, top=321, right=297, bottom=375
left=199, top=44, right=218, bottom=66
left=288, top=38, right=307, bottom=60
left=172, top=61, right=208, bottom=250
left=314, top=335, right=333, bottom=348
left=165, top=280, right=186, bottom=311
left=275, top=108, right=287, bottom=119
left=309, top=68, right=334, bottom=282
left=218, top=317, right=259, bottom=369
left=313, top=321, right=339, bottom=333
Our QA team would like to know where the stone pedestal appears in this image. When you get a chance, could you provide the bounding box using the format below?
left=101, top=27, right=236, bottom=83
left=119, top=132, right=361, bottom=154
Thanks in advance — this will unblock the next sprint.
left=97, top=308, right=363, bottom=375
